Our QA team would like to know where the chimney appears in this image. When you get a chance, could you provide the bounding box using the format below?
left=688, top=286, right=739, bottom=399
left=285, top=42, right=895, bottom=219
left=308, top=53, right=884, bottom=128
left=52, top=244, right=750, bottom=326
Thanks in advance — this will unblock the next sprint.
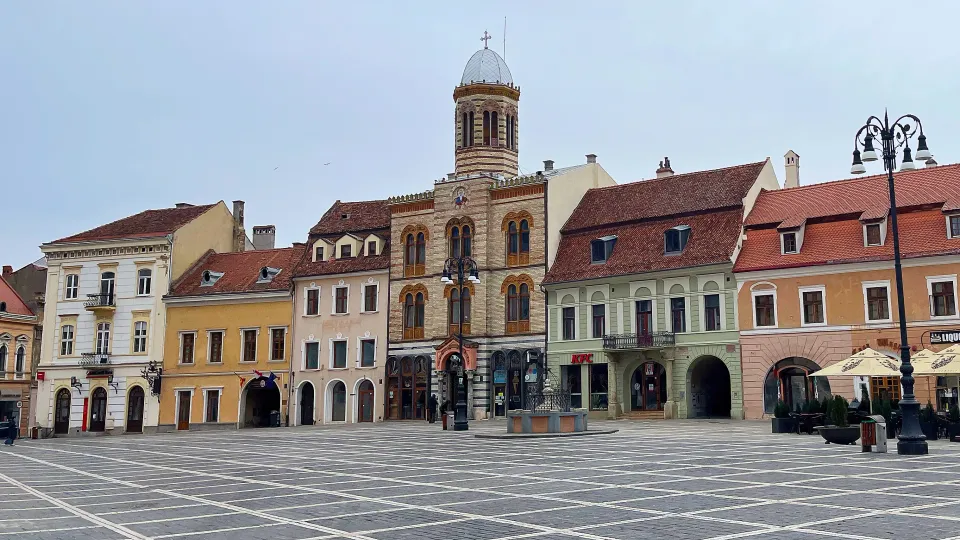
left=784, top=150, right=800, bottom=188
left=585, top=154, right=597, bottom=164
left=252, top=225, right=276, bottom=250
left=655, top=157, right=674, bottom=178
left=2, top=265, right=12, bottom=276
left=174, top=203, right=194, bottom=209
left=926, top=157, right=939, bottom=168
left=543, top=160, right=554, bottom=171
left=232, top=200, right=246, bottom=253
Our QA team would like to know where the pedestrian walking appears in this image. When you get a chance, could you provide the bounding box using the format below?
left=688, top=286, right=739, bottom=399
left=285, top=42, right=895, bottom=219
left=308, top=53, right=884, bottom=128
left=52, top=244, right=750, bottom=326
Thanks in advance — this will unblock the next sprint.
left=428, top=394, right=438, bottom=423
left=2, top=415, right=15, bottom=446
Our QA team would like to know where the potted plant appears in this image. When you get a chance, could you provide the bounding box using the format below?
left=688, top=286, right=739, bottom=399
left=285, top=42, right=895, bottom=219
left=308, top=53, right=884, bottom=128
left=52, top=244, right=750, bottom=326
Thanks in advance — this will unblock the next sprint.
left=919, top=402, right=939, bottom=441
left=818, top=395, right=861, bottom=444
left=947, top=403, right=960, bottom=442
left=771, top=400, right=793, bottom=433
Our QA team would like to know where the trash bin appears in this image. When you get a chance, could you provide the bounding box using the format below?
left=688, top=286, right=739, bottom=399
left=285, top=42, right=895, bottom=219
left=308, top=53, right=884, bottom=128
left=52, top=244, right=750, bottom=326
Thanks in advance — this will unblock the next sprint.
left=269, top=411, right=281, bottom=427
left=861, top=415, right=888, bottom=453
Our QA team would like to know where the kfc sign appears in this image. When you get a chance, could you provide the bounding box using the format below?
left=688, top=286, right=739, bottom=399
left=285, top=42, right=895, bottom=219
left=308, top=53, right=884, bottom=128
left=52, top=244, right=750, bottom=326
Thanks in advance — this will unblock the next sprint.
left=571, top=353, right=593, bottom=364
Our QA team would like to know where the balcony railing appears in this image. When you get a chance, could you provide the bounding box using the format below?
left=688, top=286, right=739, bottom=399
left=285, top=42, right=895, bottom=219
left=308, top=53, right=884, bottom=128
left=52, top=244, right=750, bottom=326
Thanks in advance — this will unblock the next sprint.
left=80, top=352, right=112, bottom=367
left=603, top=332, right=675, bottom=350
left=84, top=293, right=115, bottom=309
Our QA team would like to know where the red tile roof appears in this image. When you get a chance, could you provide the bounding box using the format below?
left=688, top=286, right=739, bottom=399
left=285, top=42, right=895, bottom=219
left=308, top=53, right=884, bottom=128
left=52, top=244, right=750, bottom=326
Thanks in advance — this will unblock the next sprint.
left=0, top=275, right=34, bottom=317
left=168, top=246, right=304, bottom=297
left=50, top=204, right=217, bottom=244
left=744, top=164, right=960, bottom=227
left=309, top=200, right=391, bottom=236
left=544, top=210, right=743, bottom=284
left=562, top=161, right=766, bottom=233
left=293, top=254, right=390, bottom=278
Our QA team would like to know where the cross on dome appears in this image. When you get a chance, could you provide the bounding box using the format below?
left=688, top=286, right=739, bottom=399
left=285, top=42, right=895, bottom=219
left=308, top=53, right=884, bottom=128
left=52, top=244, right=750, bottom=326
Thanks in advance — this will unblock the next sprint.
left=481, top=30, right=491, bottom=49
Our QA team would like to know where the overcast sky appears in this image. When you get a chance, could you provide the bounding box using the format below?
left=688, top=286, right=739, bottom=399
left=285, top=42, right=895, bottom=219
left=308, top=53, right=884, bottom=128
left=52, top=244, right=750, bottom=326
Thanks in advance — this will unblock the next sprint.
left=3, top=1, right=959, bottom=269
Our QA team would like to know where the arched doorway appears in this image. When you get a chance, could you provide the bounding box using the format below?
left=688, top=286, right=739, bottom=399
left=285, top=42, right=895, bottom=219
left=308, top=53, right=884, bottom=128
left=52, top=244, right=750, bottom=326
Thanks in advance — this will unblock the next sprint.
left=299, top=382, right=315, bottom=426
left=329, top=381, right=346, bottom=422
left=688, top=356, right=731, bottom=418
left=241, top=377, right=281, bottom=428
left=631, top=362, right=667, bottom=411
left=89, top=387, right=107, bottom=432
left=126, top=386, right=144, bottom=433
left=54, top=388, right=71, bottom=434
left=358, top=380, right=374, bottom=422
left=763, top=357, right=831, bottom=414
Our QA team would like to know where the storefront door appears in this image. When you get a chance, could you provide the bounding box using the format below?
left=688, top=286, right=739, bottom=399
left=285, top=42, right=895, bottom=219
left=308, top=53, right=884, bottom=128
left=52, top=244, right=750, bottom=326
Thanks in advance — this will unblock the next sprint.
left=89, top=387, right=107, bottom=432
left=631, top=363, right=664, bottom=411
left=177, top=390, right=191, bottom=430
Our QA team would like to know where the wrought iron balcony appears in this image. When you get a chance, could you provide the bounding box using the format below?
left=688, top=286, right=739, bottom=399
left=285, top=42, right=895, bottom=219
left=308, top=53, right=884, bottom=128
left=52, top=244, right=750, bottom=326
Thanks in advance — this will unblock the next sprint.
left=84, top=293, right=115, bottom=311
left=80, top=352, right=112, bottom=367
left=603, top=332, right=675, bottom=350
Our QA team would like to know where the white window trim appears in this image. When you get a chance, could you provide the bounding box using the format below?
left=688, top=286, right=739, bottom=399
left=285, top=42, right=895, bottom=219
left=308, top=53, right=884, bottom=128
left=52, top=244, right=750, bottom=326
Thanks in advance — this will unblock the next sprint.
left=698, top=274, right=726, bottom=332
left=137, top=269, right=153, bottom=296
left=663, top=277, right=690, bottom=334
left=303, top=285, right=321, bottom=317
left=174, top=388, right=194, bottom=428
left=332, top=284, right=350, bottom=315
left=798, top=285, right=827, bottom=327
left=360, top=282, right=380, bottom=314
left=630, top=280, right=658, bottom=334
left=750, top=283, right=778, bottom=329
left=356, top=336, right=377, bottom=368
left=132, top=320, right=149, bottom=354
left=239, top=328, right=259, bottom=363
left=64, top=274, right=80, bottom=300
left=927, top=274, right=959, bottom=320
left=780, top=231, right=799, bottom=254
left=59, top=323, right=76, bottom=357
left=861, top=280, right=893, bottom=324
left=201, top=387, right=223, bottom=423
left=862, top=220, right=886, bottom=247
left=556, top=287, right=579, bottom=341
left=268, top=326, right=287, bottom=362
left=945, top=214, right=960, bottom=239
left=302, top=340, right=321, bottom=371
left=206, top=329, right=225, bottom=364
left=178, top=331, right=197, bottom=365
left=585, top=285, right=610, bottom=338
left=329, top=338, right=348, bottom=369
left=14, top=345, right=25, bottom=379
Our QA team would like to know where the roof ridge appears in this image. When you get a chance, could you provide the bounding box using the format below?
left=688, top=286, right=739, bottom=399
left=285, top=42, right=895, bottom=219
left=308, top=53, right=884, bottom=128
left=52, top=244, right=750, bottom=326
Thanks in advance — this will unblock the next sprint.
left=772, top=162, right=960, bottom=193
left=590, top=160, right=767, bottom=192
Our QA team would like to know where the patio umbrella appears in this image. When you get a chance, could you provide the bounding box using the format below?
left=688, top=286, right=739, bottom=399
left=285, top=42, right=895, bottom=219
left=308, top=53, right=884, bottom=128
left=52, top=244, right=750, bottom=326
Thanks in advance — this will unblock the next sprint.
left=914, top=346, right=960, bottom=375
left=908, top=349, right=938, bottom=371
left=809, top=348, right=901, bottom=377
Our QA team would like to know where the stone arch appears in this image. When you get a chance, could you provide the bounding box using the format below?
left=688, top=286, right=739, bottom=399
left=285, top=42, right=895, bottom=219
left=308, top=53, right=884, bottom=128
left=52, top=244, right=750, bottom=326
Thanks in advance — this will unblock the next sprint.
left=669, top=283, right=685, bottom=295
left=500, top=274, right=535, bottom=294
left=560, top=294, right=576, bottom=305
left=325, top=379, right=348, bottom=423
left=702, top=280, right=721, bottom=292
left=501, top=211, right=535, bottom=231
left=762, top=357, right=830, bottom=415
left=240, top=377, right=282, bottom=428
left=400, top=224, right=430, bottom=241
left=445, top=216, right=475, bottom=237
left=687, top=355, right=732, bottom=418
left=634, top=286, right=653, bottom=298
left=398, top=283, right=429, bottom=303
left=590, top=290, right=606, bottom=302
left=297, top=380, right=316, bottom=426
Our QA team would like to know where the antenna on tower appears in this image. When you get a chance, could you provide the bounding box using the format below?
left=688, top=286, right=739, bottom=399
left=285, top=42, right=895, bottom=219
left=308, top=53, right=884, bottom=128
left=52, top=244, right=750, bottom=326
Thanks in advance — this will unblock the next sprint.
left=503, top=16, right=507, bottom=59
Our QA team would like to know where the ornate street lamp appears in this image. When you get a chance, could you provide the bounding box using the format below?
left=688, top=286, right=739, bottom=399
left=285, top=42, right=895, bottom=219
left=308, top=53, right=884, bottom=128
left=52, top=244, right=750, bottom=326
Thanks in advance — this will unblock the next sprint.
left=851, top=111, right=933, bottom=455
left=441, top=256, right=480, bottom=431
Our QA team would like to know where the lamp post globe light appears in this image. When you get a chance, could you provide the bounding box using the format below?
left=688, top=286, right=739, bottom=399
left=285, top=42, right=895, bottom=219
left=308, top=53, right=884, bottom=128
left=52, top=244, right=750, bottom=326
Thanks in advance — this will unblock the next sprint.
left=850, top=111, right=933, bottom=455
left=441, top=256, right=480, bottom=431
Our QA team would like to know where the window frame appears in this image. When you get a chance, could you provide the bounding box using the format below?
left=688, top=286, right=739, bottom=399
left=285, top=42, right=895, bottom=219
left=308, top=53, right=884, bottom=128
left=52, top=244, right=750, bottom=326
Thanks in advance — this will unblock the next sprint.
left=333, top=284, right=349, bottom=315
left=269, top=327, right=286, bottom=362
left=946, top=214, right=960, bottom=239
left=362, top=283, right=379, bottom=313
left=132, top=320, right=148, bottom=354
left=562, top=306, right=576, bottom=341
left=330, top=338, right=348, bottom=369
left=367, top=240, right=377, bottom=256
left=304, top=286, right=320, bottom=316
left=179, top=331, right=197, bottom=365
left=207, top=330, right=225, bottom=364
left=703, top=293, right=722, bottom=332
left=864, top=223, right=883, bottom=247
left=781, top=231, right=798, bottom=254
left=862, top=280, right=892, bottom=323
left=314, top=245, right=324, bottom=261
left=14, top=345, right=25, bottom=379
left=64, top=273, right=80, bottom=300
left=95, top=321, right=111, bottom=355
left=339, top=243, right=352, bottom=259
left=591, top=304, right=606, bottom=338
left=927, top=275, right=959, bottom=319
left=358, top=337, right=377, bottom=368
left=798, top=285, right=827, bottom=327
left=303, top=341, right=320, bottom=370
left=670, top=297, right=687, bottom=333
left=203, top=387, right=222, bottom=423
left=137, top=268, right=153, bottom=296
left=60, top=323, right=75, bottom=356
left=240, top=328, right=259, bottom=363
left=751, top=289, right=778, bottom=328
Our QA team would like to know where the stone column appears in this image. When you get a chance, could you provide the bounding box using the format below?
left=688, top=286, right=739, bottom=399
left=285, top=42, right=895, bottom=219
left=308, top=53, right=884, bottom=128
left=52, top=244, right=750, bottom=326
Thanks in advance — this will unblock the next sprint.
left=605, top=353, right=621, bottom=419
left=663, top=351, right=676, bottom=419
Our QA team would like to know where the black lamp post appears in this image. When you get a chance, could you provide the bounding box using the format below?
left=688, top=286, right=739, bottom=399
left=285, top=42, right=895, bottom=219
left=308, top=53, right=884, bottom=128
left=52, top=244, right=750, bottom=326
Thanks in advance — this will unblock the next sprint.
left=850, top=111, right=933, bottom=455
left=441, top=256, right=480, bottom=431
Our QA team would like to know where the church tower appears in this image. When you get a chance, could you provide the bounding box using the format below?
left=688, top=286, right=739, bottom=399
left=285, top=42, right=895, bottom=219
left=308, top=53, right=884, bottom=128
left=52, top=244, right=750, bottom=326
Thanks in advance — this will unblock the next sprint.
left=453, top=31, right=519, bottom=178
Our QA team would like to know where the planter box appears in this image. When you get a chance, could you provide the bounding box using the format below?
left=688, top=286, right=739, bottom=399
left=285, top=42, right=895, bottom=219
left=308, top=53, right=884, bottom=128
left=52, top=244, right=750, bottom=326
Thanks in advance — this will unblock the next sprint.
left=771, top=418, right=794, bottom=434
left=920, top=420, right=939, bottom=441
left=818, top=425, right=861, bottom=445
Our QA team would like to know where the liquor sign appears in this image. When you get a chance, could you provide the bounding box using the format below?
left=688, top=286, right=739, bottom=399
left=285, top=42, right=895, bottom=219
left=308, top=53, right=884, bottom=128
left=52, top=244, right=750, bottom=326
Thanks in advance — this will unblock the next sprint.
left=930, top=330, right=960, bottom=345
left=571, top=353, right=593, bottom=364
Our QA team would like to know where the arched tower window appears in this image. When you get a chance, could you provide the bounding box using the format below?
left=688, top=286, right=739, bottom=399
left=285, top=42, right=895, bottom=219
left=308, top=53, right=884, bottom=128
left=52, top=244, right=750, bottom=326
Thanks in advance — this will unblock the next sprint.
left=405, top=234, right=416, bottom=276
left=402, top=225, right=428, bottom=277
left=461, top=112, right=468, bottom=147
left=462, top=225, right=472, bottom=257
left=504, top=212, right=534, bottom=266
left=401, top=285, right=428, bottom=340
left=503, top=275, right=535, bottom=334
left=450, top=226, right=461, bottom=258
left=482, top=111, right=490, bottom=145
left=468, top=111, right=475, bottom=146
left=491, top=111, right=499, bottom=146
left=507, top=115, right=516, bottom=149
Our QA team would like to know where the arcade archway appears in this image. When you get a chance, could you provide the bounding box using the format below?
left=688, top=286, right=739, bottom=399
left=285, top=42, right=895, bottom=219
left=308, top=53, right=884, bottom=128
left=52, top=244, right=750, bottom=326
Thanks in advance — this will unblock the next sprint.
left=240, top=377, right=281, bottom=428
left=688, top=356, right=731, bottom=418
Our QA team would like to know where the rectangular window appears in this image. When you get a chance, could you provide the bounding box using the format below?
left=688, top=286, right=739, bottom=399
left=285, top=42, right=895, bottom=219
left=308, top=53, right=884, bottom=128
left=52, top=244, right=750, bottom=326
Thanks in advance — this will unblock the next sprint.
left=802, top=290, right=825, bottom=325
left=208, top=331, right=223, bottom=363
left=367, top=241, right=377, bottom=256
left=931, top=281, right=956, bottom=317
left=133, top=321, right=148, bottom=353
left=180, top=333, right=195, bottom=364
left=270, top=328, right=285, bottom=361
left=315, top=246, right=324, bottom=261
left=871, top=376, right=901, bottom=403
left=591, top=304, right=605, bottom=338
left=564, top=365, right=582, bottom=409
left=590, top=240, right=607, bottom=263
left=782, top=232, right=797, bottom=254
left=865, top=223, right=882, bottom=246
left=340, top=244, right=352, bottom=258
left=754, top=294, right=775, bottom=327
left=704, top=294, right=721, bottom=331
left=242, top=329, right=257, bottom=362
left=636, top=300, right=652, bottom=336
left=364, top=284, right=378, bottom=312
left=951, top=216, right=960, bottom=238
left=60, top=325, right=74, bottom=356
left=137, top=269, right=152, bottom=295
left=866, top=286, right=890, bottom=321
left=305, top=342, right=319, bottom=370
left=562, top=307, right=576, bottom=340
left=332, top=340, right=347, bottom=369
left=671, top=297, right=686, bottom=333
left=589, top=363, right=608, bottom=411
left=335, top=287, right=348, bottom=314
left=205, top=390, right=220, bottom=423
left=306, top=288, right=320, bottom=316
left=65, top=274, right=79, bottom=300
left=360, top=339, right=376, bottom=367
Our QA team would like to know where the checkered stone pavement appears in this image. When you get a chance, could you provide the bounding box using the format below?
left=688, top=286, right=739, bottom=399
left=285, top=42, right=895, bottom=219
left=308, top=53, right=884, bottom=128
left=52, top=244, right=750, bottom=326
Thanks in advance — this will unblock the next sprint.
left=2, top=420, right=960, bottom=540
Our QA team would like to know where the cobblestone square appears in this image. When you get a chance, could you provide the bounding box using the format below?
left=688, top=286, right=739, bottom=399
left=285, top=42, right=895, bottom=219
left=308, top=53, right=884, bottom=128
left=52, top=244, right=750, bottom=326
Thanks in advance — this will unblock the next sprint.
left=2, top=420, right=960, bottom=539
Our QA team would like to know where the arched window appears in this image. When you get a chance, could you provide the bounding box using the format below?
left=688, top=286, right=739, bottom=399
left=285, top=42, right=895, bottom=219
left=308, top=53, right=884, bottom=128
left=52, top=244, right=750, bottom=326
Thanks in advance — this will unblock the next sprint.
left=415, top=292, right=425, bottom=337
left=468, top=111, right=475, bottom=146
left=450, top=226, right=461, bottom=258
left=507, top=285, right=518, bottom=323
left=461, top=112, right=468, bottom=147
left=403, top=291, right=426, bottom=340
left=0, top=344, right=6, bottom=376
left=405, top=234, right=416, bottom=276
left=483, top=111, right=491, bottom=145
left=14, top=346, right=25, bottom=378
left=331, top=381, right=346, bottom=422
left=462, top=288, right=471, bottom=328
left=416, top=232, right=426, bottom=270
left=491, top=111, right=499, bottom=146
left=508, top=222, right=518, bottom=255
left=507, top=115, right=516, bottom=149
left=520, top=284, right=530, bottom=324
left=462, top=225, right=472, bottom=257
left=449, top=288, right=460, bottom=335
left=504, top=213, right=534, bottom=266
left=504, top=275, right=534, bottom=334
left=404, top=228, right=427, bottom=277
left=520, top=219, right=530, bottom=256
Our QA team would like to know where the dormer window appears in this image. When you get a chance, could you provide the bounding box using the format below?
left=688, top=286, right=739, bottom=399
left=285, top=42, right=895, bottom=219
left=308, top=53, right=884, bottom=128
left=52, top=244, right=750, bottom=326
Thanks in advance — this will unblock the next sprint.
left=590, top=235, right=617, bottom=264
left=367, top=240, right=377, bottom=256
left=865, top=223, right=882, bottom=246
left=340, top=244, right=352, bottom=258
left=200, top=270, right=224, bottom=287
left=948, top=215, right=960, bottom=239
left=257, top=266, right=280, bottom=283
left=314, top=246, right=324, bottom=261
left=781, top=232, right=798, bottom=254
left=665, top=226, right=690, bottom=254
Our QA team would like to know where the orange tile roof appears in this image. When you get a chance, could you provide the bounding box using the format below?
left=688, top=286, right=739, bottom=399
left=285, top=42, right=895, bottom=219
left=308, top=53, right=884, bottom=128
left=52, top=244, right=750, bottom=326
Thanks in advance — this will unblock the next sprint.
left=0, top=275, right=34, bottom=317
left=309, top=200, right=391, bottom=236
left=169, top=246, right=304, bottom=297
left=50, top=204, right=216, bottom=244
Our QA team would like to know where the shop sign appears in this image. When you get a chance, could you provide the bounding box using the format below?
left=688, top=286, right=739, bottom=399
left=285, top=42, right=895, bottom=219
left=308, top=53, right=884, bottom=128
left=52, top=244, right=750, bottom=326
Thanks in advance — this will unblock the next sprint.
left=36, top=371, right=45, bottom=382
left=0, top=389, right=21, bottom=398
left=494, top=369, right=506, bottom=384
left=930, top=330, right=960, bottom=345
left=571, top=353, right=593, bottom=364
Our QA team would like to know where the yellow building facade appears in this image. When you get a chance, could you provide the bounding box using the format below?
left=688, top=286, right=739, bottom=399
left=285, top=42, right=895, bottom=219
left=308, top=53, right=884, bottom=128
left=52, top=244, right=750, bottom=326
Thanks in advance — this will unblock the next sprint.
left=159, top=247, right=301, bottom=431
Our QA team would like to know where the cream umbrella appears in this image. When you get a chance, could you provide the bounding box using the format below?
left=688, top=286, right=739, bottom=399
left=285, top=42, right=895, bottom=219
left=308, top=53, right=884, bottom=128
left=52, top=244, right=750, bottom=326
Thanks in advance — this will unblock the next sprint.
left=809, top=348, right=902, bottom=377
left=914, top=346, right=960, bottom=375
left=909, top=349, right=938, bottom=371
